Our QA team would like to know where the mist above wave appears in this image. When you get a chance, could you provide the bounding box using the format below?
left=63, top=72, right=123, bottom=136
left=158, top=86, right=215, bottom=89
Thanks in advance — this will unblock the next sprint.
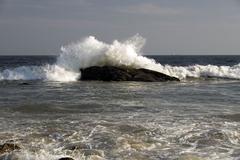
left=57, top=34, right=146, bottom=71
left=0, top=35, right=240, bottom=81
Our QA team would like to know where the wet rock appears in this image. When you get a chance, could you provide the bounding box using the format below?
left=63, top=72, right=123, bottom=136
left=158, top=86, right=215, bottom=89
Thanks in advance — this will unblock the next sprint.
left=58, top=157, right=74, bottom=160
left=80, top=66, right=180, bottom=82
left=0, top=143, right=20, bottom=154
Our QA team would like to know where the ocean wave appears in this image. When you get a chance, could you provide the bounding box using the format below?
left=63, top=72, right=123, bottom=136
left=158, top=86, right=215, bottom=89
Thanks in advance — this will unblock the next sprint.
left=0, top=65, right=79, bottom=82
left=0, top=35, right=240, bottom=81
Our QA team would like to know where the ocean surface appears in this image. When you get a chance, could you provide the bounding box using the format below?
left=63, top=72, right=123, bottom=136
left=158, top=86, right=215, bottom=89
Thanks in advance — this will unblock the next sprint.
left=0, top=36, right=240, bottom=160
left=0, top=55, right=240, bottom=160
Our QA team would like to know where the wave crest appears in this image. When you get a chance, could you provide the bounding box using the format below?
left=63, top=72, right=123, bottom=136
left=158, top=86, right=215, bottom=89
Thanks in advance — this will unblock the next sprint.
left=57, top=34, right=146, bottom=71
left=0, top=35, right=240, bottom=81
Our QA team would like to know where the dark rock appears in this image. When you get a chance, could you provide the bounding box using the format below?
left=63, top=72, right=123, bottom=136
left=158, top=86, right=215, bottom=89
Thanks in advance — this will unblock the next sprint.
left=80, top=66, right=179, bottom=82
left=0, top=143, right=20, bottom=154
left=58, top=157, right=74, bottom=160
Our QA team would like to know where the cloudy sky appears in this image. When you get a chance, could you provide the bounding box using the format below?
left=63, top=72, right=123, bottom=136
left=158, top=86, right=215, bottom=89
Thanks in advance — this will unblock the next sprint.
left=1, top=0, right=240, bottom=55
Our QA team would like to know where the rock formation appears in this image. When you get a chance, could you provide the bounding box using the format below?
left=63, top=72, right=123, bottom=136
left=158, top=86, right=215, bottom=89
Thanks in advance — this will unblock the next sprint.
left=0, top=143, right=20, bottom=155
left=80, top=66, right=179, bottom=82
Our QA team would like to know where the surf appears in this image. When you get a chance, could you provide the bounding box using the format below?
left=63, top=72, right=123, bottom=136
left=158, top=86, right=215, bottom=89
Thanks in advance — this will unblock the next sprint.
left=0, top=35, right=240, bottom=82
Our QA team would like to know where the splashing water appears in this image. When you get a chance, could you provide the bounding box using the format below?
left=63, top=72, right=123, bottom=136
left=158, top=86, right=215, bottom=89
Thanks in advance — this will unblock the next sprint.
left=57, top=35, right=146, bottom=71
left=0, top=35, right=240, bottom=82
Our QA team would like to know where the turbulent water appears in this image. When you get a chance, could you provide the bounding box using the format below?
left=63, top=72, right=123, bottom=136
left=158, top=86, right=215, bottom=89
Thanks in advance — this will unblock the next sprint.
left=0, top=35, right=240, bottom=81
left=0, top=36, right=240, bottom=160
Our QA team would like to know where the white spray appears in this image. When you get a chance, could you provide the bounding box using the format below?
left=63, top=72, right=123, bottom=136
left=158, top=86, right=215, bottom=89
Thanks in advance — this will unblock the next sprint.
left=0, top=35, right=240, bottom=81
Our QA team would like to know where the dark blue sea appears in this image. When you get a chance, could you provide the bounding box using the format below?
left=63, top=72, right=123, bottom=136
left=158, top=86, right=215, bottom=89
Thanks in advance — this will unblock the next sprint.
left=0, top=55, right=240, bottom=160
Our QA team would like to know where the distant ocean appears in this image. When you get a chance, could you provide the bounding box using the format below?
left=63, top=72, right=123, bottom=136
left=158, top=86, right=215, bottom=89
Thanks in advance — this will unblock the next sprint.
left=0, top=36, right=240, bottom=160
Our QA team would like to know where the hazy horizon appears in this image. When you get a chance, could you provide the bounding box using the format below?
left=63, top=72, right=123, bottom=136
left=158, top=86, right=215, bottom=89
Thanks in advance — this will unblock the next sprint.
left=1, top=53, right=240, bottom=56
left=1, top=0, right=240, bottom=55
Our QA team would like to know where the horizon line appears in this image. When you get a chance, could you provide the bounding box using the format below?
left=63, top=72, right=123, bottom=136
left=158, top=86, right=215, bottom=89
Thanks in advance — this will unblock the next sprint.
left=0, top=54, right=240, bottom=56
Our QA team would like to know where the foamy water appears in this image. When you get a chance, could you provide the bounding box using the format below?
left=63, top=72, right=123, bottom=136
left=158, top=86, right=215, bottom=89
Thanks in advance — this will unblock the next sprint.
left=0, top=81, right=240, bottom=160
left=0, top=35, right=240, bottom=82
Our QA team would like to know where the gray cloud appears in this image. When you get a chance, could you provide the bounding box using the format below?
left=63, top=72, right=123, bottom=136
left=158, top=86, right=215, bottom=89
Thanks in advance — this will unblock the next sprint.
left=0, top=0, right=6, bottom=12
left=0, top=0, right=240, bottom=55
left=118, top=3, right=183, bottom=16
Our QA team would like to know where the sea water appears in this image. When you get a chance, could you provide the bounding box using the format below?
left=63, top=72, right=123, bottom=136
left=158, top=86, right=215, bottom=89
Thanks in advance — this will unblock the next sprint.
left=0, top=36, right=240, bottom=160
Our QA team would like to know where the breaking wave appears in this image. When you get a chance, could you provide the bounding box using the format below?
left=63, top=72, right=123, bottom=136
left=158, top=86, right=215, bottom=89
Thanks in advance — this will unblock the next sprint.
left=0, top=35, right=240, bottom=82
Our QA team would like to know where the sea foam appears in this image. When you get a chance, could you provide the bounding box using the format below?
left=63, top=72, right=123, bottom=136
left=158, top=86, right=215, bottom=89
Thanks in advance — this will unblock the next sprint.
left=0, top=35, right=240, bottom=81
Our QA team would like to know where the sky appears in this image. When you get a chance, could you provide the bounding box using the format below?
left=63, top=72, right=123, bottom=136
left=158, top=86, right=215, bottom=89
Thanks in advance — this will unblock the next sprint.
left=1, top=0, right=240, bottom=55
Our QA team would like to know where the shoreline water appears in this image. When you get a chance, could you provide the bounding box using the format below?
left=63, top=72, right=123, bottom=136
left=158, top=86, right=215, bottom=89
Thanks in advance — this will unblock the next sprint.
left=0, top=79, right=240, bottom=159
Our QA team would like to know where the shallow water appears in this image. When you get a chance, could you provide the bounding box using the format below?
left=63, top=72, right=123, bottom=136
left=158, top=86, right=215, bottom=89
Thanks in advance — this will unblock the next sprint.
left=0, top=80, right=240, bottom=160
